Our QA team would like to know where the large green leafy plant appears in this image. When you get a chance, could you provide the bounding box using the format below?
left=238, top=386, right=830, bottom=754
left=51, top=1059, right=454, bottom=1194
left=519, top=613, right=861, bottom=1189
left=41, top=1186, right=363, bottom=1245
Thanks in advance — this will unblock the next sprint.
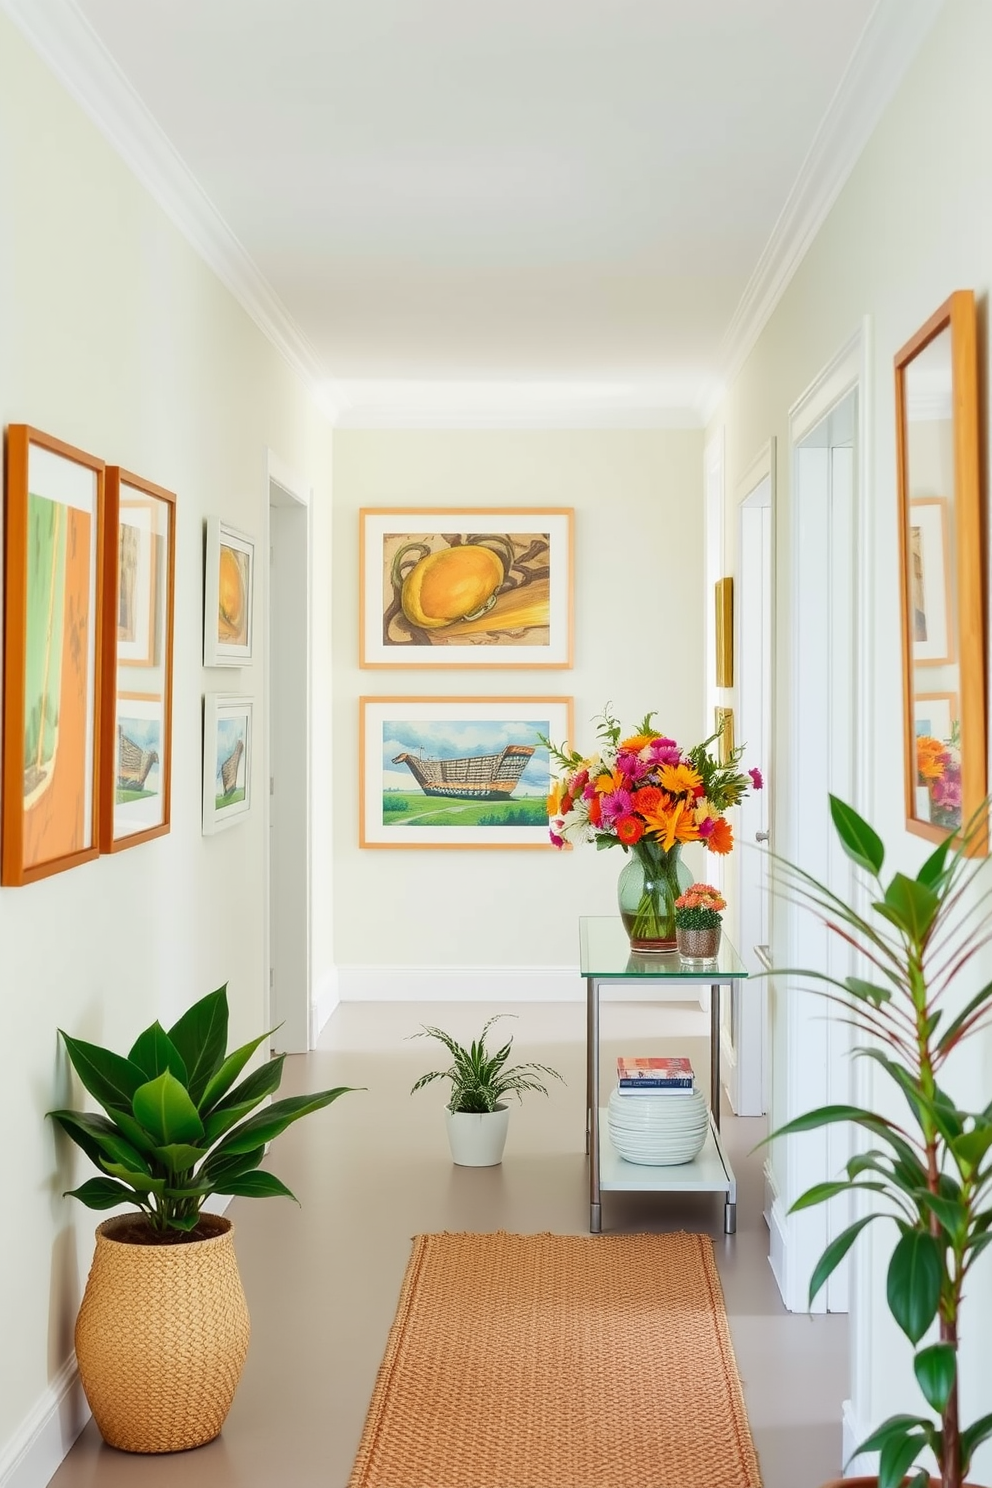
left=410, top=1015, right=563, bottom=1113
left=770, top=797, right=992, bottom=1488
left=50, top=985, right=354, bottom=1237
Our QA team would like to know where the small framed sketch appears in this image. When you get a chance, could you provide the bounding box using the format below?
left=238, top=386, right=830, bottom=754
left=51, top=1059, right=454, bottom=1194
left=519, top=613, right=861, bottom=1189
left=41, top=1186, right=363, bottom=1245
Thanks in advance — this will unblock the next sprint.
left=2, top=426, right=105, bottom=885
left=204, top=518, right=254, bottom=666
left=101, top=468, right=176, bottom=851
left=360, top=695, right=572, bottom=847
left=202, top=694, right=253, bottom=834
left=359, top=508, right=573, bottom=667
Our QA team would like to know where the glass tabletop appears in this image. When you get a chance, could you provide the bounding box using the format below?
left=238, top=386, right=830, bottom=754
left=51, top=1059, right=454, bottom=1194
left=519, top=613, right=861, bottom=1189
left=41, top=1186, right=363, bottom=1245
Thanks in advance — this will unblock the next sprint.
left=578, top=916, right=748, bottom=979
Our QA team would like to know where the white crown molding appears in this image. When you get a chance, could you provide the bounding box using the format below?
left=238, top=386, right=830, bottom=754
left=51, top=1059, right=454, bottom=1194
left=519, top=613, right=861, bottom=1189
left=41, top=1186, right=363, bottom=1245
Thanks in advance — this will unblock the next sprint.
left=704, top=0, right=945, bottom=424
left=0, top=0, right=334, bottom=417
left=327, top=381, right=705, bottom=430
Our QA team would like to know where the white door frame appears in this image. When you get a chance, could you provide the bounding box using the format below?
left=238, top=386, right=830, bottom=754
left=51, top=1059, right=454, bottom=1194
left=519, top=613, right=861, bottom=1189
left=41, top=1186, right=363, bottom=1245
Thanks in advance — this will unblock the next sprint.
left=724, top=439, right=775, bottom=1116
left=769, top=320, right=873, bottom=1318
left=264, top=448, right=313, bottom=1052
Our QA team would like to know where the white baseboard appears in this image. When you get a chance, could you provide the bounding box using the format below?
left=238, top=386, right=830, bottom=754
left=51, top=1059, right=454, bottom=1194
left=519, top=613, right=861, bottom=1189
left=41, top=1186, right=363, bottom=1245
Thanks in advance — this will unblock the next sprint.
left=336, top=964, right=709, bottom=1005
left=312, top=966, right=339, bottom=1042
left=767, top=1193, right=791, bottom=1308
left=842, top=1399, right=875, bottom=1478
left=0, top=1357, right=88, bottom=1488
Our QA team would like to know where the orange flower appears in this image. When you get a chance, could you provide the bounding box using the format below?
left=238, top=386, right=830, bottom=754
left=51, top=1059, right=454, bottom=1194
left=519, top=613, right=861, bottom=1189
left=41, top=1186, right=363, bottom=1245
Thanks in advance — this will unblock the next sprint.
left=917, top=736, right=946, bottom=781
left=620, top=733, right=657, bottom=753
left=631, top=785, right=662, bottom=815
left=643, top=796, right=697, bottom=851
left=658, top=762, right=703, bottom=797
left=595, top=768, right=625, bottom=794
left=616, top=815, right=644, bottom=845
left=707, top=817, right=734, bottom=855
left=588, top=794, right=603, bottom=827
left=674, top=810, right=701, bottom=845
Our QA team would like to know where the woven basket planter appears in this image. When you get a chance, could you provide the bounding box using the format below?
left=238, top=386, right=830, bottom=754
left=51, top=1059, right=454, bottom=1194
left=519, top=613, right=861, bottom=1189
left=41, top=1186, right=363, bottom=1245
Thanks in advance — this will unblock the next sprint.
left=74, top=1213, right=250, bottom=1453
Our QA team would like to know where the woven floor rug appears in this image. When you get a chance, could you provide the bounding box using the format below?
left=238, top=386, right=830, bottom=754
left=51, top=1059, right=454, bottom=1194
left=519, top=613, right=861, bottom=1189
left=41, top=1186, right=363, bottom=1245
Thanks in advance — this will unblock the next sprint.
left=348, top=1230, right=761, bottom=1488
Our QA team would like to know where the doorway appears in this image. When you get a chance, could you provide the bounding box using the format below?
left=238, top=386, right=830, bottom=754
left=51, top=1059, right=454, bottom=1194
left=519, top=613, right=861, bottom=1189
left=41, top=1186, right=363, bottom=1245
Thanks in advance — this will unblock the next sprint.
left=266, top=452, right=312, bottom=1054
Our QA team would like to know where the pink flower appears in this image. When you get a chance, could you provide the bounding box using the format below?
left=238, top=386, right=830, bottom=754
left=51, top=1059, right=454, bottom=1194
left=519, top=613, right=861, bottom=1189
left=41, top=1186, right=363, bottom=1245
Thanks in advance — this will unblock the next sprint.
left=697, top=817, right=715, bottom=838
left=645, top=737, right=682, bottom=766
left=749, top=767, right=764, bottom=790
left=600, top=788, right=633, bottom=827
left=616, top=749, right=651, bottom=782
left=549, top=827, right=565, bottom=849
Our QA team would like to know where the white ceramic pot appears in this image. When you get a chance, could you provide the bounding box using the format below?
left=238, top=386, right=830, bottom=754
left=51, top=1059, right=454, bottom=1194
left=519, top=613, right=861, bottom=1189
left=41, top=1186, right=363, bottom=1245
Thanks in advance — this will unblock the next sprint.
left=445, top=1104, right=510, bottom=1166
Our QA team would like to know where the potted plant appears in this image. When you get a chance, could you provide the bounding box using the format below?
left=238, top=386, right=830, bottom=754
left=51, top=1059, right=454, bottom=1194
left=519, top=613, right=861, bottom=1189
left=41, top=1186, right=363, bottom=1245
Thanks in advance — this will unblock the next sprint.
left=410, top=1014, right=564, bottom=1166
left=49, top=983, right=356, bottom=1453
left=674, top=883, right=726, bottom=964
left=768, top=797, right=992, bottom=1488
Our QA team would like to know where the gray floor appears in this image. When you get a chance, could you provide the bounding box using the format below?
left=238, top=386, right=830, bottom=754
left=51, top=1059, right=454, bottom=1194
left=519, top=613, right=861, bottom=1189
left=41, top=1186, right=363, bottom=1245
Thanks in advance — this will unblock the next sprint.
left=49, top=1000, right=848, bottom=1488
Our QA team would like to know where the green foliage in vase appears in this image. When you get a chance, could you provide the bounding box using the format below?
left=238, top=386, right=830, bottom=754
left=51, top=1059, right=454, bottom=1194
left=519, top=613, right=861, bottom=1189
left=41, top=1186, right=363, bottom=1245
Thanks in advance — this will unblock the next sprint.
left=49, top=985, right=357, bottom=1236
left=768, top=796, right=992, bottom=1488
left=674, top=906, right=722, bottom=931
left=410, top=1015, right=564, bottom=1114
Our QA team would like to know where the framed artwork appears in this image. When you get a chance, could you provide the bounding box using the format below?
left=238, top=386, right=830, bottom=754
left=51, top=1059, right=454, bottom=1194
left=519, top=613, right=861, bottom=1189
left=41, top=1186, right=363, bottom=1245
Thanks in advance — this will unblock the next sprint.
left=895, top=290, right=985, bottom=852
left=714, top=706, right=735, bottom=766
left=2, top=426, right=105, bottom=885
left=715, top=577, right=733, bottom=688
left=202, top=694, right=253, bottom=834
left=907, top=498, right=953, bottom=666
left=360, top=696, right=572, bottom=847
left=359, top=508, right=573, bottom=668
left=100, top=469, right=176, bottom=851
left=204, top=518, right=254, bottom=666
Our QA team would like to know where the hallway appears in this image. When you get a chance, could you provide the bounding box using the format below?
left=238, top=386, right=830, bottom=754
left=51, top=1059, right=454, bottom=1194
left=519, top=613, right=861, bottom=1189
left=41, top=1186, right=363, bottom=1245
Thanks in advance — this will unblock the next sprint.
left=50, top=1000, right=847, bottom=1488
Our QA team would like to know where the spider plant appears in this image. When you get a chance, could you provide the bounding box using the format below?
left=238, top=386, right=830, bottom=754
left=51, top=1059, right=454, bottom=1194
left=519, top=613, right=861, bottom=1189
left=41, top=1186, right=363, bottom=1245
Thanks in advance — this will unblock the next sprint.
left=410, top=1015, right=564, bottom=1113
left=768, top=796, right=992, bottom=1488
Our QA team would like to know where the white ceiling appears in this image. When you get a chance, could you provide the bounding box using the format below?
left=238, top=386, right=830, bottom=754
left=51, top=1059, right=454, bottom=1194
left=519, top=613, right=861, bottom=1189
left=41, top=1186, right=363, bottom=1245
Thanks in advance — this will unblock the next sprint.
left=13, top=0, right=941, bottom=422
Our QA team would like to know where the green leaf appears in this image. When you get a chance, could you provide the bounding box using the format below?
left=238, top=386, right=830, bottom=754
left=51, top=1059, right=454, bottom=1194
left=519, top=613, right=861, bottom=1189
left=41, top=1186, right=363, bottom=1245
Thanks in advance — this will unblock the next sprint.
left=198, top=1145, right=266, bottom=1185
left=855, top=1414, right=933, bottom=1458
left=131, top=1072, right=205, bottom=1147
left=208, top=1087, right=355, bottom=1159
left=887, top=1231, right=941, bottom=1342
left=951, top=1126, right=992, bottom=1172
left=165, top=1212, right=202, bottom=1232
left=202, top=1056, right=286, bottom=1142
left=830, top=796, right=885, bottom=875
left=59, top=1033, right=144, bottom=1115
left=916, top=1190, right=968, bottom=1241
left=809, top=1215, right=878, bottom=1305
left=199, top=1030, right=274, bottom=1113
left=211, top=1170, right=298, bottom=1201
left=99, top=1163, right=165, bottom=1196
left=878, top=873, right=940, bottom=944
left=63, top=1177, right=138, bottom=1210
left=879, top=1431, right=925, bottom=1488
left=166, top=986, right=229, bottom=1105
left=913, top=1342, right=956, bottom=1414
left=960, top=1411, right=992, bottom=1470
left=127, top=1022, right=188, bottom=1084
left=48, top=1110, right=148, bottom=1173
left=108, top=1108, right=158, bottom=1155
left=153, top=1143, right=208, bottom=1174
left=937, top=978, right=992, bottom=1057
left=845, top=976, right=892, bottom=1006
left=917, top=835, right=953, bottom=889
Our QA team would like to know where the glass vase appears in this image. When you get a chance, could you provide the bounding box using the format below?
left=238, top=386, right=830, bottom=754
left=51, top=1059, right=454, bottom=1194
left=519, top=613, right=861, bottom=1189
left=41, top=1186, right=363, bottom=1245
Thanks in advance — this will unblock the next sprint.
left=617, top=841, right=692, bottom=952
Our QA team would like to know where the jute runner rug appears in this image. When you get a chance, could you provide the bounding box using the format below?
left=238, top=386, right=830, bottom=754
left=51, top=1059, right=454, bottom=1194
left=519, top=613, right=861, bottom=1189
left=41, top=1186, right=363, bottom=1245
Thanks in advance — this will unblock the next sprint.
left=348, top=1230, right=761, bottom=1488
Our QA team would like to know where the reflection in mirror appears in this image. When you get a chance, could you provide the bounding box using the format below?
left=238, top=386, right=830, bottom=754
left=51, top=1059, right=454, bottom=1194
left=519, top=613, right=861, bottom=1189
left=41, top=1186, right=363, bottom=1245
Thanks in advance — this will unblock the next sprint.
left=895, top=291, right=986, bottom=853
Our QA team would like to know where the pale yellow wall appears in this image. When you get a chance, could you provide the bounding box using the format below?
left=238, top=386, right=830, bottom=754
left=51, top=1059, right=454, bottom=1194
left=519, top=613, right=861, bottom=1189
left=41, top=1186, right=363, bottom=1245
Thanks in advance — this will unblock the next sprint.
left=706, top=0, right=992, bottom=1466
left=0, top=13, right=332, bottom=1462
left=332, top=428, right=706, bottom=971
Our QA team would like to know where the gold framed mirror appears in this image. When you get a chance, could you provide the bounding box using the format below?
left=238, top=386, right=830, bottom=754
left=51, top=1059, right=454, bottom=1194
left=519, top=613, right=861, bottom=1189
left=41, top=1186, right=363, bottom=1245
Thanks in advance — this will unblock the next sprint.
left=895, top=289, right=986, bottom=854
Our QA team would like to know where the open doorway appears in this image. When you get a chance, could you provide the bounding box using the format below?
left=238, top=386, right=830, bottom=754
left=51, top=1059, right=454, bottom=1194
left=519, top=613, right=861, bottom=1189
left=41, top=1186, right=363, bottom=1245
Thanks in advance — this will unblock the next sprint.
left=266, top=452, right=312, bottom=1053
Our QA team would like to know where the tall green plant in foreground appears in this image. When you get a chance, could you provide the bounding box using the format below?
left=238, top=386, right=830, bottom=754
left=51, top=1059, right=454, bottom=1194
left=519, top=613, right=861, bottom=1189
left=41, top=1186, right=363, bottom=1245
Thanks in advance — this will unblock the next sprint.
left=769, top=797, right=992, bottom=1488
left=49, top=985, right=355, bottom=1237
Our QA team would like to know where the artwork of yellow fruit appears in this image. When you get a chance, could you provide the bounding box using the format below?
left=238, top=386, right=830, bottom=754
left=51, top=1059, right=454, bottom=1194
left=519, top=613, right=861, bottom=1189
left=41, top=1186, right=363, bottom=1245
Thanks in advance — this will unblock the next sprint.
left=401, top=545, right=504, bottom=630
left=218, top=544, right=248, bottom=643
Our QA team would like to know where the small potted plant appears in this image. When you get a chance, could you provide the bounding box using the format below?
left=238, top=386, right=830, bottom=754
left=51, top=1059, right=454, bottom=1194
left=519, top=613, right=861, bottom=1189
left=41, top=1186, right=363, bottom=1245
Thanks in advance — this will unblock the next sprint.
left=674, top=884, right=726, bottom=964
left=410, top=1014, right=564, bottom=1166
left=49, top=984, right=356, bottom=1453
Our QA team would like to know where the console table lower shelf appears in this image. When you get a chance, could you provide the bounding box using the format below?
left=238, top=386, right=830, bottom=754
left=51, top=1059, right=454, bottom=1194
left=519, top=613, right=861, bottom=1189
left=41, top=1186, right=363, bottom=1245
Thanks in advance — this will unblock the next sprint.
left=595, top=1110, right=737, bottom=1235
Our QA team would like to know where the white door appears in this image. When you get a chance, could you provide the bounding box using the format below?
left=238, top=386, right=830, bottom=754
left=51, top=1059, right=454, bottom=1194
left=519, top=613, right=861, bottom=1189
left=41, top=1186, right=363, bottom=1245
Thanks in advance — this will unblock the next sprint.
left=725, top=450, right=773, bottom=1115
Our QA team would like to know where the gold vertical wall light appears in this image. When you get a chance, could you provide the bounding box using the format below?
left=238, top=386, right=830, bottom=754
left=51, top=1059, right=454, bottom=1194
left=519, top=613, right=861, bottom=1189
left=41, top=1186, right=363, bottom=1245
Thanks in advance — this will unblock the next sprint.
left=715, top=577, right=734, bottom=688
left=714, top=707, right=735, bottom=765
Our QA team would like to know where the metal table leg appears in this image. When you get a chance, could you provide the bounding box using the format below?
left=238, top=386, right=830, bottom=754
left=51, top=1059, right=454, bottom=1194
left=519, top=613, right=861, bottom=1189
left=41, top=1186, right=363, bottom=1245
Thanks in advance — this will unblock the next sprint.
left=587, top=974, right=601, bottom=1233
left=710, top=982, right=721, bottom=1132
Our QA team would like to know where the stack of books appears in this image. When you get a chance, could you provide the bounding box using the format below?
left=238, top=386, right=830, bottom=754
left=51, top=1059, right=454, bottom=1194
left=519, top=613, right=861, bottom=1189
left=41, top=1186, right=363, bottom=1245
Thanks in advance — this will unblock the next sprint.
left=615, top=1056, right=694, bottom=1096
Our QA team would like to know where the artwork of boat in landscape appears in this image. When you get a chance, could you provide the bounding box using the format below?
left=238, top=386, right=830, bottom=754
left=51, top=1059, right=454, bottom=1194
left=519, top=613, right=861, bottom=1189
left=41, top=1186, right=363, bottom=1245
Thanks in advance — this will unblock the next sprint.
left=391, top=744, right=535, bottom=801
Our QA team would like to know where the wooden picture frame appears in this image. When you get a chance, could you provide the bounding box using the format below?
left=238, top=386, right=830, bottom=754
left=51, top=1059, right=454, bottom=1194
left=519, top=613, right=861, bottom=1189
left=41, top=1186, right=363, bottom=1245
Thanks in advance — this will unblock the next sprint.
left=202, top=694, right=253, bottom=834
left=895, top=289, right=986, bottom=853
left=360, top=696, right=572, bottom=847
left=715, top=577, right=734, bottom=688
left=100, top=469, right=176, bottom=852
left=2, top=426, right=105, bottom=885
left=204, top=518, right=254, bottom=666
left=359, top=508, right=574, bottom=668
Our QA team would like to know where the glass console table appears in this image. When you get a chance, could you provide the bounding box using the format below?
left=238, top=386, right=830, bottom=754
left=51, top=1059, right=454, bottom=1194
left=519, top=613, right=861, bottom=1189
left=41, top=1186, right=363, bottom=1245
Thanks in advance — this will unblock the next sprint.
left=580, top=916, right=749, bottom=1236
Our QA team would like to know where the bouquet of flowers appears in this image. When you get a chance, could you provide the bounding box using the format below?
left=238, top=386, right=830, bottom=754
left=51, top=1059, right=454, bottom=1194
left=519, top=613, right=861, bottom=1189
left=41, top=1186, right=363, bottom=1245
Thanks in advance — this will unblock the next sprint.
left=917, top=733, right=962, bottom=830
left=545, top=707, right=761, bottom=947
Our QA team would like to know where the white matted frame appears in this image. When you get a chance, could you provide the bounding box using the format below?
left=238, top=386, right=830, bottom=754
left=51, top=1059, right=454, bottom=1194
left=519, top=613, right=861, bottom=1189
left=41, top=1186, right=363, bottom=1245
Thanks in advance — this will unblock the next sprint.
left=204, top=518, right=254, bottom=666
left=361, top=695, right=572, bottom=847
left=202, top=693, right=253, bottom=833
left=360, top=508, right=573, bottom=667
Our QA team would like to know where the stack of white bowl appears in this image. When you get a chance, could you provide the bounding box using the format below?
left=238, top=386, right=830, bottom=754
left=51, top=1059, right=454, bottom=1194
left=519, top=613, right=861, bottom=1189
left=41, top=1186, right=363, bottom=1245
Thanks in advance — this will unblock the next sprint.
left=607, top=1086, right=709, bottom=1165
